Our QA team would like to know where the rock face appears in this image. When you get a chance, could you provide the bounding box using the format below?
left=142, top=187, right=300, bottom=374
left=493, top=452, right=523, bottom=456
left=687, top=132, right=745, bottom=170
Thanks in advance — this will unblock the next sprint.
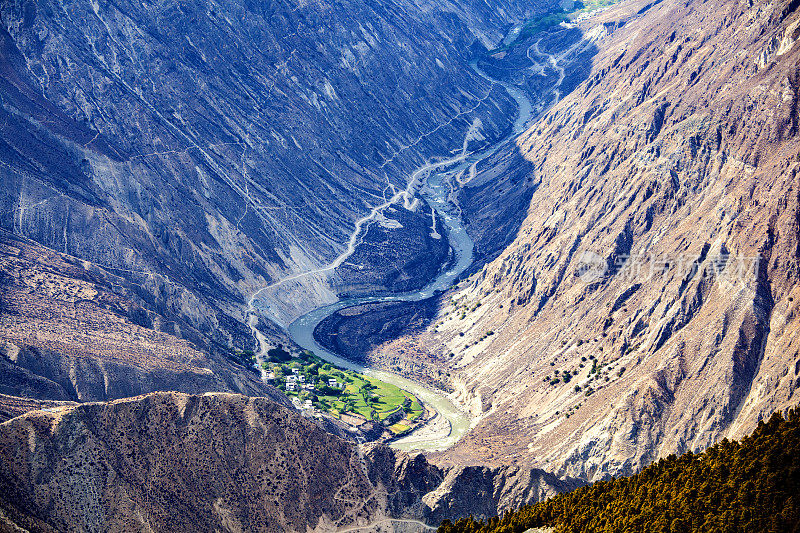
left=0, top=392, right=376, bottom=532
left=315, top=299, right=453, bottom=391
left=316, top=300, right=438, bottom=361
left=332, top=205, right=451, bottom=298
left=399, top=0, right=800, bottom=480
left=0, top=392, right=583, bottom=532
left=421, top=464, right=581, bottom=526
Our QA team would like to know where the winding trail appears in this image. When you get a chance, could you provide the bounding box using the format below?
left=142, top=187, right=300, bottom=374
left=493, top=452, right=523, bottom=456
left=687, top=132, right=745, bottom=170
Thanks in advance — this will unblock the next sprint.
left=248, top=37, right=540, bottom=452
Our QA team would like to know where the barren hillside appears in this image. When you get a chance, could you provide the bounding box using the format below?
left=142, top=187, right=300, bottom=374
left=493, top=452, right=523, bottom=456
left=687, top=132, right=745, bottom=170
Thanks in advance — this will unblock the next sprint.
left=385, top=0, right=800, bottom=480
left=0, top=231, right=287, bottom=403
left=0, top=392, right=582, bottom=532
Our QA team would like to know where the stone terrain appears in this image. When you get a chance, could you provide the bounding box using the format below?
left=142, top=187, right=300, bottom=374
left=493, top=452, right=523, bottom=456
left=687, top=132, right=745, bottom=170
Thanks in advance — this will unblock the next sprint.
left=380, top=0, right=800, bottom=481
left=316, top=299, right=453, bottom=391
left=0, top=392, right=583, bottom=532
left=332, top=204, right=451, bottom=299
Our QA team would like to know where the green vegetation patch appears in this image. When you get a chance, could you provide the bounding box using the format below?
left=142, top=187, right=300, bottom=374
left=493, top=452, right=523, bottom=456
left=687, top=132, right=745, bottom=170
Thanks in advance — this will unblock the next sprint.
left=570, top=0, right=622, bottom=15
left=389, top=423, right=411, bottom=435
left=517, top=11, right=571, bottom=41
left=269, top=351, right=422, bottom=425
left=405, top=398, right=424, bottom=421
left=488, top=0, right=622, bottom=54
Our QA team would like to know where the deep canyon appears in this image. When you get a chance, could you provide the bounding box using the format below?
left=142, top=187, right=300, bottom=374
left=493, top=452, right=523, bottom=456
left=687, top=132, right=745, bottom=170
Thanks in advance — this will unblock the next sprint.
left=1, top=0, right=800, bottom=530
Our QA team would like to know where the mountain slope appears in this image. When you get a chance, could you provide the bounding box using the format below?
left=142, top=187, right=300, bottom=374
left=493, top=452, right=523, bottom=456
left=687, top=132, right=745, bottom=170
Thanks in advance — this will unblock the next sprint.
left=0, top=230, right=287, bottom=403
left=390, top=0, right=800, bottom=479
left=0, top=0, right=566, bottom=404
left=0, top=392, right=583, bottom=532
left=0, top=0, right=547, bottom=339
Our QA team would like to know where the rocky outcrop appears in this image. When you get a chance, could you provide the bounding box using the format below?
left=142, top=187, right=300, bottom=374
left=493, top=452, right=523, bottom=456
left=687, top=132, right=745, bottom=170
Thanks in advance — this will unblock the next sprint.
left=332, top=204, right=451, bottom=298
left=421, top=465, right=583, bottom=525
left=410, top=0, right=800, bottom=480
left=0, top=392, right=581, bottom=532
left=315, top=300, right=439, bottom=363
left=0, top=392, right=377, bottom=532
left=314, top=299, right=454, bottom=391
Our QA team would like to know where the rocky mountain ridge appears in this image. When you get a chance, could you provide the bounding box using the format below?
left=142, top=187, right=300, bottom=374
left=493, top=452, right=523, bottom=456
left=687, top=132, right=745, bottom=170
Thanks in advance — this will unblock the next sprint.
left=0, top=392, right=583, bottom=532
left=0, top=230, right=288, bottom=405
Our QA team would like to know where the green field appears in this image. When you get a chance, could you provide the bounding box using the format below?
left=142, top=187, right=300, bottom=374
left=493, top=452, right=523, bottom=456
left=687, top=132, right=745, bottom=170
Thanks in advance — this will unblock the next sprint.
left=266, top=350, right=424, bottom=424
left=570, top=0, right=623, bottom=15
left=517, top=11, right=572, bottom=42
left=488, top=0, right=622, bottom=53
left=389, top=423, right=411, bottom=436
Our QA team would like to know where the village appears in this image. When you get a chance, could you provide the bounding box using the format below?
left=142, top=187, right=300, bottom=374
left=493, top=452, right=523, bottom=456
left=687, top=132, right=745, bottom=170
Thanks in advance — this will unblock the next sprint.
left=261, top=346, right=425, bottom=438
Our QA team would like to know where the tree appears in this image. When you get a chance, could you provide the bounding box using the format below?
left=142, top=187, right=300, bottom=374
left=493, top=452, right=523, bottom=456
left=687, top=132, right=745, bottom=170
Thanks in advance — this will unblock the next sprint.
left=267, top=347, right=291, bottom=362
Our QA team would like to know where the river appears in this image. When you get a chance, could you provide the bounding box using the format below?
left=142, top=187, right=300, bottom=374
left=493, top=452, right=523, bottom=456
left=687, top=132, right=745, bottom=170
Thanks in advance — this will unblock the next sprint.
left=281, top=50, right=536, bottom=452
